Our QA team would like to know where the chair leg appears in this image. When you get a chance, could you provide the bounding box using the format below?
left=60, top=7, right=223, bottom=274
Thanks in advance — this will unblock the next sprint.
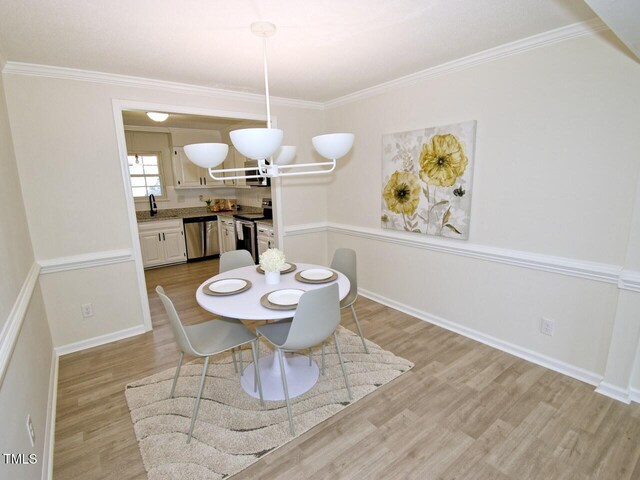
left=277, top=348, right=295, bottom=436
left=321, top=341, right=326, bottom=375
left=231, top=348, right=238, bottom=373
left=254, top=336, right=261, bottom=393
left=350, top=305, right=369, bottom=354
left=187, top=356, right=210, bottom=444
left=250, top=340, right=264, bottom=407
left=239, top=345, right=244, bottom=373
left=334, top=332, right=353, bottom=401
left=170, top=352, right=184, bottom=398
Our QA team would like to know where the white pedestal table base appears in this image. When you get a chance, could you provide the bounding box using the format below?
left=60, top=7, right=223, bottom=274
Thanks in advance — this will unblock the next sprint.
left=240, top=352, right=320, bottom=401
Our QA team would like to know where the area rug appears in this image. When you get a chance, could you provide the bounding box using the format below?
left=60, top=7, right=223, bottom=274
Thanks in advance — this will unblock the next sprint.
left=125, top=326, right=413, bottom=479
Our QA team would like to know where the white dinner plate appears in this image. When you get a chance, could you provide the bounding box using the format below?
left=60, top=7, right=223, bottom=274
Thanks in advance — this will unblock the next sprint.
left=278, top=263, right=292, bottom=272
left=209, top=278, right=247, bottom=294
left=267, top=289, right=305, bottom=306
left=300, top=268, right=333, bottom=281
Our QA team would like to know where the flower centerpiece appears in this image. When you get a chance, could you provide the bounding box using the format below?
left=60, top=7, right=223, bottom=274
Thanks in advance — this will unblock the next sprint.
left=259, top=248, right=286, bottom=285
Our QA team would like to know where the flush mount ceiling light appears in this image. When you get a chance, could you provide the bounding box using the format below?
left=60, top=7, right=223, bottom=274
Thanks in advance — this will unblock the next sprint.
left=146, top=112, right=169, bottom=122
left=183, top=21, right=354, bottom=181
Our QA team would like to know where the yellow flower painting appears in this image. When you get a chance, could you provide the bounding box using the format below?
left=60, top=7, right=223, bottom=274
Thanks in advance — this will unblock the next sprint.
left=381, top=121, right=476, bottom=239
left=419, top=134, right=468, bottom=187
left=383, top=171, right=421, bottom=215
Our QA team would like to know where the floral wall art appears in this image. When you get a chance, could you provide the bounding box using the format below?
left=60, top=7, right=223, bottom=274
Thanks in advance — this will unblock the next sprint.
left=381, top=121, right=476, bottom=239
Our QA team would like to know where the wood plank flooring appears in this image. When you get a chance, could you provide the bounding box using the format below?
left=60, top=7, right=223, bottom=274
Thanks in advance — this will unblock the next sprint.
left=53, top=259, right=640, bottom=479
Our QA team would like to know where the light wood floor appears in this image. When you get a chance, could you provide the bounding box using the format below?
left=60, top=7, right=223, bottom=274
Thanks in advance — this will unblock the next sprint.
left=53, top=259, right=640, bottom=479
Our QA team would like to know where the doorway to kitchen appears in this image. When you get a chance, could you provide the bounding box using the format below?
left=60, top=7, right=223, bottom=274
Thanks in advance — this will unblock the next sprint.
left=112, top=101, right=279, bottom=332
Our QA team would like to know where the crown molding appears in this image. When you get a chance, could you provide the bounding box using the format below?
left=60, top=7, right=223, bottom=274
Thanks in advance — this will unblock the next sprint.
left=1, top=19, right=606, bottom=111
left=325, top=19, right=609, bottom=108
left=1, top=62, right=324, bottom=111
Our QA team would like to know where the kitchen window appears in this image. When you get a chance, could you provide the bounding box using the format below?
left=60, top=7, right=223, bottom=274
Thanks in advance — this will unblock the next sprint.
left=128, top=152, right=165, bottom=198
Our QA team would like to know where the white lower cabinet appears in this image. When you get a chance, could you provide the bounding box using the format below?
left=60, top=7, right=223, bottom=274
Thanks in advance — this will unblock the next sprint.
left=219, top=216, right=237, bottom=254
left=138, top=219, right=187, bottom=268
left=257, top=223, right=275, bottom=258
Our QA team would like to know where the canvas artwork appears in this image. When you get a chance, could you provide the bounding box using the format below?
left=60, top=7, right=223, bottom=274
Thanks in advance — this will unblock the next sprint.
left=381, top=120, right=476, bottom=240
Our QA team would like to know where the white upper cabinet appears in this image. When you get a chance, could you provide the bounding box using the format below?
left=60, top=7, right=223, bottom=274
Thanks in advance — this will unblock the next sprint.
left=172, top=146, right=226, bottom=188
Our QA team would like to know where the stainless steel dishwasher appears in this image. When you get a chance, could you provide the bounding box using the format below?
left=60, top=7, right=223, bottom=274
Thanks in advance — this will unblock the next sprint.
left=183, top=216, right=220, bottom=261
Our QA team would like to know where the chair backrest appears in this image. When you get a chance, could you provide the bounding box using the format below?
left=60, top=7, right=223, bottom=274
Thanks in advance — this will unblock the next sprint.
left=220, top=249, right=255, bottom=273
left=281, top=283, right=340, bottom=351
left=330, top=248, right=357, bottom=306
left=155, top=286, right=198, bottom=356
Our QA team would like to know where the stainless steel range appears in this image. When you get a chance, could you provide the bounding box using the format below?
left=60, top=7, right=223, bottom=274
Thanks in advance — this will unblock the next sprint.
left=233, top=199, right=272, bottom=263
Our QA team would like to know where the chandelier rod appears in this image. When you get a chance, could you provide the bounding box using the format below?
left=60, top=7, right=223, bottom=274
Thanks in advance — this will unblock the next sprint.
left=262, top=36, right=272, bottom=129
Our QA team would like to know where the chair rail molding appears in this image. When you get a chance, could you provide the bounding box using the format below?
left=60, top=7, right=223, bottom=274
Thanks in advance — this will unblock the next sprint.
left=284, top=222, right=635, bottom=287
left=38, top=249, right=134, bottom=274
left=0, top=262, right=40, bottom=385
left=619, top=269, right=640, bottom=293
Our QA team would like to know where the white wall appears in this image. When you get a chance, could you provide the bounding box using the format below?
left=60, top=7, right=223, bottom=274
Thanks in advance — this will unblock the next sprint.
left=0, top=77, right=34, bottom=328
left=323, top=31, right=640, bottom=385
left=0, top=73, right=54, bottom=479
left=2, top=74, right=326, bottom=347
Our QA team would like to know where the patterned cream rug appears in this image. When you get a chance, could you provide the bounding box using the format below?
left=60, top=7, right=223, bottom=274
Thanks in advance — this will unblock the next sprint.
left=125, top=326, right=413, bottom=479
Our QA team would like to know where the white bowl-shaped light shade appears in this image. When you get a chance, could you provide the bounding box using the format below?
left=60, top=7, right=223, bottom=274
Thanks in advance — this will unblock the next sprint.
left=146, top=112, right=169, bottom=122
left=312, top=133, right=354, bottom=160
left=273, top=145, right=297, bottom=165
left=183, top=143, right=229, bottom=168
left=230, top=128, right=283, bottom=160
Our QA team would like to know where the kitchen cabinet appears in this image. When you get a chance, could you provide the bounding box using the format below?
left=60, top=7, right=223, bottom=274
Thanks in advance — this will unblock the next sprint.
left=172, top=146, right=224, bottom=188
left=223, top=147, right=247, bottom=187
left=257, top=223, right=275, bottom=258
left=138, top=219, right=187, bottom=268
left=218, top=216, right=237, bottom=254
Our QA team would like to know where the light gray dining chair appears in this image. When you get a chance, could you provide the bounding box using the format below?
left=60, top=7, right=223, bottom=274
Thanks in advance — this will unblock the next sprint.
left=256, top=283, right=352, bottom=436
left=156, top=286, right=264, bottom=444
left=330, top=248, right=369, bottom=353
left=220, top=249, right=255, bottom=272
left=219, top=249, right=256, bottom=372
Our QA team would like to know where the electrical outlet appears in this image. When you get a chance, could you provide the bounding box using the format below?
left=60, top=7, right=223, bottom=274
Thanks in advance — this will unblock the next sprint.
left=199, top=194, right=204, bottom=201
left=540, top=317, right=555, bottom=336
left=26, top=415, right=35, bottom=447
left=81, top=303, right=94, bottom=318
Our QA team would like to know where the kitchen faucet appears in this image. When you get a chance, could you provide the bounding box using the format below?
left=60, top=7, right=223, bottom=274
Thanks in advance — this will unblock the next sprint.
left=149, top=194, right=158, bottom=216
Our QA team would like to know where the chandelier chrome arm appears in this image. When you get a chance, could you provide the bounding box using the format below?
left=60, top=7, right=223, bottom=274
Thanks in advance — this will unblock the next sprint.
left=207, top=159, right=337, bottom=181
left=207, top=165, right=267, bottom=181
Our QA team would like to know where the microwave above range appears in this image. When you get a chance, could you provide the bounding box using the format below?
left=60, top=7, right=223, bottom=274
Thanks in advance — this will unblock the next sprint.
left=244, top=160, right=271, bottom=187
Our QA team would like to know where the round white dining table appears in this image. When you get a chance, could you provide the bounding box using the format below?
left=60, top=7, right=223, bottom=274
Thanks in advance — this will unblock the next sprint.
left=196, top=263, right=350, bottom=401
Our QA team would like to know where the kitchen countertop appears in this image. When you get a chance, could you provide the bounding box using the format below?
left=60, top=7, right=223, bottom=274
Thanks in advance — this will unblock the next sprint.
left=136, top=207, right=232, bottom=223
left=256, top=219, right=273, bottom=227
left=136, top=205, right=264, bottom=223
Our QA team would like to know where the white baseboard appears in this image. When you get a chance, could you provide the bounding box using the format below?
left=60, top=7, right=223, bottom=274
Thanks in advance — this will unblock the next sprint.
left=595, top=381, right=631, bottom=404
left=630, top=387, right=640, bottom=404
left=55, top=325, right=146, bottom=356
left=42, top=351, right=59, bottom=480
left=358, top=288, right=604, bottom=388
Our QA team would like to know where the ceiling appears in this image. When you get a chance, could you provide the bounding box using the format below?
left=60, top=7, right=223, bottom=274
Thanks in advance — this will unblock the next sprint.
left=0, top=1, right=598, bottom=102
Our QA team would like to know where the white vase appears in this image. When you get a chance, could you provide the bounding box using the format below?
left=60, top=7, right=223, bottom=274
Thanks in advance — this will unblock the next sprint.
left=265, top=271, right=281, bottom=285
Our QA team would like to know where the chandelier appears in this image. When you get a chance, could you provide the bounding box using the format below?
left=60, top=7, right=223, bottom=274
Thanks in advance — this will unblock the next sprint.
left=183, top=21, right=354, bottom=181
